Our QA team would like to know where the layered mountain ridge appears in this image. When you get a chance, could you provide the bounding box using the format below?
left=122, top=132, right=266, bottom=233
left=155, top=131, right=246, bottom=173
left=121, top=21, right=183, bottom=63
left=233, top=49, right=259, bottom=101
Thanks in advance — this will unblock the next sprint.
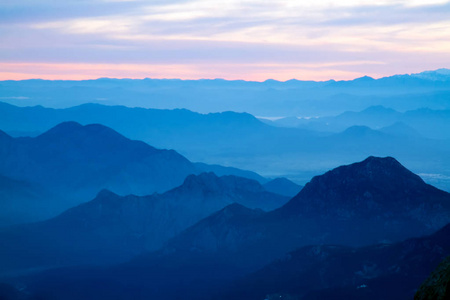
left=2, top=101, right=450, bottom=194
left=0, top=122, right=269, bottom=224
left=0, top=173, right=287, bottom=274
left=164, top=157, right=450, bottom=269
left=10, top=156, right=450, bottom=300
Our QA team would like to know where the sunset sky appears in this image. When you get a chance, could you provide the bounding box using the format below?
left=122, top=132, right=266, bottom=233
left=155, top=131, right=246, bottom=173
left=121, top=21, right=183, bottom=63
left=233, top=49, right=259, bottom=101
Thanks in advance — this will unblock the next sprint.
left=1, top=0, right=450, bottom=81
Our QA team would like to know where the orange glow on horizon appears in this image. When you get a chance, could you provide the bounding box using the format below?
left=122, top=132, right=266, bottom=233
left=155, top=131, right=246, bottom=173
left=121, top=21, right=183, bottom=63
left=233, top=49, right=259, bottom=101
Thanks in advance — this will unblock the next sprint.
left=0, top=62, right=384, bottom=82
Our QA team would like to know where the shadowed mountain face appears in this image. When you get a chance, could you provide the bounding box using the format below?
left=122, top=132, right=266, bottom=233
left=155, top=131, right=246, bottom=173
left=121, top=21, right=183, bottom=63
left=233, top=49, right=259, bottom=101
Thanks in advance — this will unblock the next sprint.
left=217, top=223, right=450, bottom=300
left=0, top=173, right=287, bottom=275
left=0, top=122, right=267, bottom=224
left=2, top=156, right=450, bottom=300
left=282, top=156, right=445, bottom=220
left=0, top=122, right=194, bottom=218
left=10, top=196, right=450, bottom=300
left=163, top=157, right=450, bottom=270
left=3, top=204, right=266, bottom=300
left=415, top=256, right=450, bottom=300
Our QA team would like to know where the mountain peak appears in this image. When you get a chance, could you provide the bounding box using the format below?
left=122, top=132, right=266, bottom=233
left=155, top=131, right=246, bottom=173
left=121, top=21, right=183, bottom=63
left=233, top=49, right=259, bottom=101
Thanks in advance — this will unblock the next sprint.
left=263, top=177, right=302, bottom=197
left=411, top=68, right=450, bottom=81
left=182, top=172, right=220, bottom=189
left=342, top=125, right=373, bottom=133
left=79, top=189, right=122, bottom=208
left=37, top=122, right=126, bottom=139
left=310, top=155, right=425, bottom=190
left=361, top=155, right=400, bottom=166
left=42, top=121, right=82, bottom=133
left=340, top=125, right=384, bottom=137
left=354, top=75, right=375, bottom=82
left=34, top=122, right=157, bottom=157
left=95, top=189, right=119, bottom=199
left=281, top=156, right=432, bottom=215
left=36, top=121, right=96, bottom=139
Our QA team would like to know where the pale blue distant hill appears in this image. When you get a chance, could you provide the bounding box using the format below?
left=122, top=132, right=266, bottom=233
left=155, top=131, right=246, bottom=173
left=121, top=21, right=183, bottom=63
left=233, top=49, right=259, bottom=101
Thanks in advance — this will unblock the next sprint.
left=1, top=69, right=449, bottom=116
left=270, top=105, right=450, bottom=139
left=1, top=101, right=450, bottom=192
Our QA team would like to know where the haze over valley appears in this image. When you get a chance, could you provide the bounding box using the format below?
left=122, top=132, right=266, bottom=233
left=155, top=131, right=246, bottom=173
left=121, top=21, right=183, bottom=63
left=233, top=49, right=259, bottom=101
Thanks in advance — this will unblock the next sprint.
left=1, top=0, right=450, bottom=298
left=2, top=70, right=450, bottom=191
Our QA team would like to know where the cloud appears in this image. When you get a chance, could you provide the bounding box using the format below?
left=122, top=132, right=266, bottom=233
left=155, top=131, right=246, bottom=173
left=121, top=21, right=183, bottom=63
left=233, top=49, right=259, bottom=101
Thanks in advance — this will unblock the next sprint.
left=1, top=0, right=450, bottom=80
left=320, top=2, right=450, bottom=26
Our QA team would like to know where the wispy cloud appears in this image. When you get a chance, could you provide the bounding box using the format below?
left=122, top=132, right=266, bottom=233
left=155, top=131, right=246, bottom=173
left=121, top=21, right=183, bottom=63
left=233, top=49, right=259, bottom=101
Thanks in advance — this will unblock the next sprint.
left=1, top=0, right=450, bottom=80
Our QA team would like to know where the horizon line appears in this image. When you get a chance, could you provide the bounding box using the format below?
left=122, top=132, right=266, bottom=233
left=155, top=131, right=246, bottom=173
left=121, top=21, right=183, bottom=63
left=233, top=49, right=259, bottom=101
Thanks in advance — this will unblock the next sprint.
left=0, top=67, right=449, bottom=83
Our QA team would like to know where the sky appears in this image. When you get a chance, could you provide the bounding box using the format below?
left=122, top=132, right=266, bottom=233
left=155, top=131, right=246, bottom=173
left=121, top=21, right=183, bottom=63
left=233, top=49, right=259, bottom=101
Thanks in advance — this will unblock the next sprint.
left=1, top=0, right=450, bottom=81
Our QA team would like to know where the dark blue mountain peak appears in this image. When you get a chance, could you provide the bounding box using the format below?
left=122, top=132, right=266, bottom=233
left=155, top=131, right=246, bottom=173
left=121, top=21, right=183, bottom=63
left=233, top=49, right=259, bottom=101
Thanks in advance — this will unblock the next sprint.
left=266, top=177, right=294, bottom=185
left=183, top=172, right=219, bottom=185
left=281, top=156, right=434, bottom=215
left=360, top=155, right=403, bottom=168
left=35, top=122, right=156, bottom=155
left=95, top=189, right=120, bottom=200
left=35, top=121, right=97, bottom=141
left=43, top=120, right=82, bottom=132
left=37, top=121, right=121, bottom=137
left=309, top=155, right=424, bottom=189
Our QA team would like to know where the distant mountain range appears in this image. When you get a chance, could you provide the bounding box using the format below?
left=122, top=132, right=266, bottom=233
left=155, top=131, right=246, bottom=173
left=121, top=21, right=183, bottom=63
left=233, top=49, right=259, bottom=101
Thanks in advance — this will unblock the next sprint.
left=1, top=69, right=450, bottom=300
left=268, top=105, right=450, bottom=140
left=1, top=69, right=450, bottom=116
left=6, top=156, right=450, bottom=300
left=1, top=101, right=450, bottom=193
left=0, top=121, right=275, bottom=224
